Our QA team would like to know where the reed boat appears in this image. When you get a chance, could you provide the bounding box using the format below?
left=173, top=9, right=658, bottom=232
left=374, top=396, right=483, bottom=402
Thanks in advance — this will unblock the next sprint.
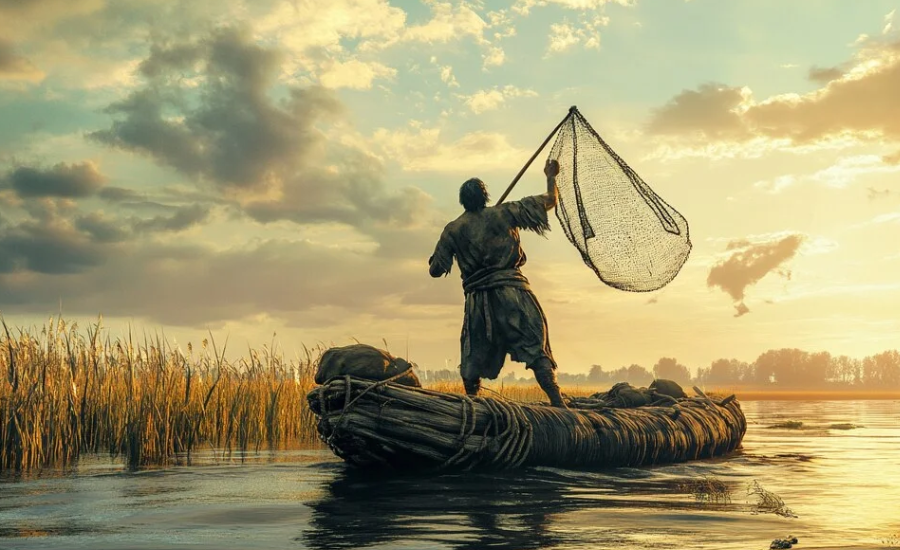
left=307, top=375, right=747, bottom=472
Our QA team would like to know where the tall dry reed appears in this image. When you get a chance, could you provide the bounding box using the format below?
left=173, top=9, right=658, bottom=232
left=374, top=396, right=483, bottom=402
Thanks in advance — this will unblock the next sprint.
left=1, top=318, right=603, bottom=473
left=1, top=317, right=320, bottom=473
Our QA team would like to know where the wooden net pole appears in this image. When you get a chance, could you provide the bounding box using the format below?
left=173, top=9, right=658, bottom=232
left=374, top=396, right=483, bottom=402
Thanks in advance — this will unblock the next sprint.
left=495, top=106, right=577, bottom=205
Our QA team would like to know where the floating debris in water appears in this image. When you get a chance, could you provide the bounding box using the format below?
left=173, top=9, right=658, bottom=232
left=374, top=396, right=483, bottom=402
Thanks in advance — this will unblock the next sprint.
left=749, top=480, right=797, bottom=518
left=679, top=475, right=732, bottom=503
left=770, top=535, right=799, bottom=549
left=767, top=421, right=804, bottom=429
left=828, top=423, right=862, bottom=430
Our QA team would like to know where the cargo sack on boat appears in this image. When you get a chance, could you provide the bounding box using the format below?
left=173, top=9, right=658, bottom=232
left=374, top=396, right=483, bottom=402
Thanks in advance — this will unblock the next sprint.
left=649, top=379, right=687, bottom=399
left=547, top=107, right=691, bottom=292
left=315, top=344, right=421, bottom=387
left=592, top=379, right=687, bottom=408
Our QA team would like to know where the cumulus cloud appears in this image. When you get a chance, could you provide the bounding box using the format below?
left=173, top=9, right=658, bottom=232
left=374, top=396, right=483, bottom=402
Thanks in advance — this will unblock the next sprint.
left=318, top=59, right=396, bottom=89
left=0, top=209, right=110, bottom=274
left=430, top=57, right=460, bottom=88
left=2, top=161, right=106, bottom=198
left=373, top=123, right=528, bottom=173
left=513, top=0, right=632, bottom=16
left=90, top=27, right=424, bottom=232
left=646, top=83, right=754, bottom=141
left=808, top=65, right=845, bottom=84
left=707, top=233, right=806, bottom=316
left=462, top=85, right=538, bottom=114
left=546, top=15, right=609, bottom=54
left=0, top=23, right=465, bottom=328
left=646, top=37, right=900, bottom=154
left=403, top=0, right=488, bottom=45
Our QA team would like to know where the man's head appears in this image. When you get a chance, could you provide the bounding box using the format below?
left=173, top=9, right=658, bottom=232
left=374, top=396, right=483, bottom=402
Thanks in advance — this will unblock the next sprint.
left=459, top=178, right=489, bottom=212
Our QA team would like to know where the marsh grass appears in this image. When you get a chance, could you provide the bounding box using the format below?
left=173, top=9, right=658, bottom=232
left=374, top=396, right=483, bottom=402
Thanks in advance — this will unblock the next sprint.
left=2, top=318, right=595, bottom=473
left=1, top=317, right=320, bottom=473
left=427, top=380, right=597, bottom=403
left=680, top=475, right=732, bottom=503
left=883, top=533, right=900, bottom=548
left=748, top=480, right=796, bottom=518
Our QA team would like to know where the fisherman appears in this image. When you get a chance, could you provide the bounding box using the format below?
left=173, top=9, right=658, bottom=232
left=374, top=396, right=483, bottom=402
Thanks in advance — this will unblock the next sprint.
left=428, top=159, right=567, bottom=408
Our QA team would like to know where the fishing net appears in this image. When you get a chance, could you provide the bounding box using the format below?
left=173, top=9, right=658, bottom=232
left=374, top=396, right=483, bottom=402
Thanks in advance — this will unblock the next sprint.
left=546, top=107, right=691, bottom=292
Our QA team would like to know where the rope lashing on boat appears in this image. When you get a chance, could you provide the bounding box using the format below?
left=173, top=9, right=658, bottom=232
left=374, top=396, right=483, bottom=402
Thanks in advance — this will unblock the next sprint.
left=310, top=377, right=746, bottom=471
left=437, top=393, right=535, bottom=470
left=326, top=368, right=417, bottom=445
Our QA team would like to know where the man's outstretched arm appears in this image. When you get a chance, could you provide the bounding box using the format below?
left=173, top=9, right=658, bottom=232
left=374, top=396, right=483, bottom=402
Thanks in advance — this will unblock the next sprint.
left=541, top=158, right=559, bottom=211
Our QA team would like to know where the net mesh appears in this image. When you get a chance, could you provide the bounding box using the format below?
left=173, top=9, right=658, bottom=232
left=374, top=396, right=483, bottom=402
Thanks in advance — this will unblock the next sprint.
left=548, top=107, right=691, bottom=292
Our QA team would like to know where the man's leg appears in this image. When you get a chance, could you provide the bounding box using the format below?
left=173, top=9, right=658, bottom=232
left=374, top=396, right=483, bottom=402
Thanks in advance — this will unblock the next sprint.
left=529, top=357, right=568, bottom=409
left=463, top=377, right=482, bottom=397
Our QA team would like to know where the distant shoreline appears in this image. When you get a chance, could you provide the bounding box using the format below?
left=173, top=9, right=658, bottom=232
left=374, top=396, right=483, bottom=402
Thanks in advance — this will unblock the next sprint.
left=725, top=390, right=900, bottom=401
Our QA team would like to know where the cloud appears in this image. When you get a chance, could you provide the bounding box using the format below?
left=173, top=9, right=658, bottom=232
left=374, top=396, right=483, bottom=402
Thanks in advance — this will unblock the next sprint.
left=546, top=15, right=609, bottom=54
left=74, top=212, right=132, bottom=243
left=482, top=46, right=505, bottom=69
left=373, top=123, right=528, bottom=173
left=867, top=187, right=895, bottom=200
left=646, top=83, right=754, bottom=141
left=753, top=155, right=900, bottom=193
left=462, top=85, right=538, bottom=114
left=883, top=149, right=900, bottom=164
left=98, top=186, right=143, bottom=202
left=318, top=59, right=396, bottom=89
left=513, top=0, right=632, bottom=16
left=707, top=233, right=806, bottom=316
left=90, top=27, right=423, bottom=232
left=0, top=39, right=44, bottom=83
left=0, top=209, right=111, bottom=274
left=131, top=204, right=212, bottom=233
left=431, top=58, right=459, bottom=88
left=0, top=230, right=457, bottom=327
left=403, top=0, right=488, bottom=45
left=646, top=37, right=900, bottom=153
left=2, top=161, right=106, bottom=198
left=808, top=65, right=844, bottom=84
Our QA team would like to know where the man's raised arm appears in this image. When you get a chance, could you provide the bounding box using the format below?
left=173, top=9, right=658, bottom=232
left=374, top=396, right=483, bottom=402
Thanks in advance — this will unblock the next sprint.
left=542, top=159, right=559, bottom=211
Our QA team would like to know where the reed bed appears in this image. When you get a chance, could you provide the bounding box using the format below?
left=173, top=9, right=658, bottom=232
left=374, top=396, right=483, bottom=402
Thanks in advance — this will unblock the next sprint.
left=2, top=318, right=687, bottom=473
left=1, top=318, right=320, bottom=473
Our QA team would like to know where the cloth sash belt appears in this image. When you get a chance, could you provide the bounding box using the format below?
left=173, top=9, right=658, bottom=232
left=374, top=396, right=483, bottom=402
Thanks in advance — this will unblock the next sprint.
left=461, top=269, right=530, bottom=360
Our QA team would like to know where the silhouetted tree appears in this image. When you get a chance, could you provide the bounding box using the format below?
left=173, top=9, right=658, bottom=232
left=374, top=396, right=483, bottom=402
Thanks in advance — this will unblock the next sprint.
left=697, top=358, right=751, bottom=386
left=863, top=350, right=900, bottom=387
left=652, top=357, right=690, bottom=384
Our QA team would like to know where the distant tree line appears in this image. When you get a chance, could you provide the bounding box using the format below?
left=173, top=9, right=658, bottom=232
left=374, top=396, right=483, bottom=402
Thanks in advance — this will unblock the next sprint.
left=415, top=348, right=900, bottom=389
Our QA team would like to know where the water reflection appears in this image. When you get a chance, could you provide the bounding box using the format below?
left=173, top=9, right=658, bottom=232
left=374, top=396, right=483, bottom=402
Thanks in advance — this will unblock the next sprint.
left=0, top=401, right=898, bottom=550
left=301, top=464, right=747, bottom=550
left=302, top=468, right=575, bottom=550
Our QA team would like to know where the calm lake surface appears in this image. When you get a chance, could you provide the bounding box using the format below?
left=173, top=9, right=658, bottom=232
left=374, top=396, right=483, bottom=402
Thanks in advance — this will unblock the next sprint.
left=1, top=400, right=898, bottom=550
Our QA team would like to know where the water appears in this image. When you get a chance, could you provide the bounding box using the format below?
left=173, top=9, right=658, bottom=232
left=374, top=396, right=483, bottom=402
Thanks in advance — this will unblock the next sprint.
left=1, top=400, right=899, bottom=550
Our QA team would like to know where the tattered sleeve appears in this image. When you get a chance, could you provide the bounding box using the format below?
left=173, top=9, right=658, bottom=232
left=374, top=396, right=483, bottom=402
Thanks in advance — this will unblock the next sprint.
left=428, top=227, right=455, bottom=277
left=500, top=194, right=552, bottom=236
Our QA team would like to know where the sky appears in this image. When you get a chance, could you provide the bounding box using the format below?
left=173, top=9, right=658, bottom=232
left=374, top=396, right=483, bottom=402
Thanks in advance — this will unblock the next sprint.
left=1, top=0, right=899, bottom=376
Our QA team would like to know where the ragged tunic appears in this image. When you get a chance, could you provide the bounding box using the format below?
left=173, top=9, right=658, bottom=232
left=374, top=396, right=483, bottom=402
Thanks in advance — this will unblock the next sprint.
left=429, top=194, right=557, bottom=381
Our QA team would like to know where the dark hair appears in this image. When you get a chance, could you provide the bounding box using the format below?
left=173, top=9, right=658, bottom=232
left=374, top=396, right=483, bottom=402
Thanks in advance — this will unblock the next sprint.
left=459, top=178, right=489, bottom=212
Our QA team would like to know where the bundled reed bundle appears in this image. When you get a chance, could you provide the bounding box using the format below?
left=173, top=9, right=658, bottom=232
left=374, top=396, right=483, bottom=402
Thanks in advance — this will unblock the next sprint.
left=308, top=377, right=747, bottom=471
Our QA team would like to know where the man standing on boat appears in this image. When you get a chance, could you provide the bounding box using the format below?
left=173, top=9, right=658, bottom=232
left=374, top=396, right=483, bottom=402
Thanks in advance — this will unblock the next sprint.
left=428, top=159, right=568, bottom=409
